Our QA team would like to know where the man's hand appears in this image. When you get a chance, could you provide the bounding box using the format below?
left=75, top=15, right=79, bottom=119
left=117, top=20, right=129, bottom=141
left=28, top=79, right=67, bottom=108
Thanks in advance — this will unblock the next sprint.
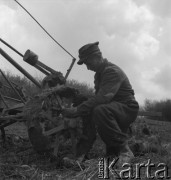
left=62, top=107, right=78, bottom=118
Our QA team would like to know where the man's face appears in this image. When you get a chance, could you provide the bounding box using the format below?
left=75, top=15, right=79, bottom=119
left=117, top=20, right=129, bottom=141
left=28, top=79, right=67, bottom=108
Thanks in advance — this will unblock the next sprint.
left=84, top=56, right=99, bottom=72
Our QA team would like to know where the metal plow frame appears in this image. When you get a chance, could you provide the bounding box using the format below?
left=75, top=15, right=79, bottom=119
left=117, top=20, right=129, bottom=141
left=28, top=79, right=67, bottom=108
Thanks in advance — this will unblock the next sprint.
left=0, top=46, right=79, bottom=158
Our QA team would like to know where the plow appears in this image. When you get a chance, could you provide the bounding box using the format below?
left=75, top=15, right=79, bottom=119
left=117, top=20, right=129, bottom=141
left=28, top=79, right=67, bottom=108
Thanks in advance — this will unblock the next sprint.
left=0, top=39, right=86, bottom=160
left=1, top=1, right=171, bottom=179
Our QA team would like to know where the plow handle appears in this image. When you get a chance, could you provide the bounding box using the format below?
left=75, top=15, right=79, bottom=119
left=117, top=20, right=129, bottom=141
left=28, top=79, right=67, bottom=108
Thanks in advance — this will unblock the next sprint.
left=64, top=58, right=76, bottom=81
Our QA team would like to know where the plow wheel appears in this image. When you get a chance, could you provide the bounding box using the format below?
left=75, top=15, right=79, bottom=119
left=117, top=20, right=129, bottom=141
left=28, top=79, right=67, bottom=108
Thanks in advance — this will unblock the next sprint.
left=23, top=86, right=83, bottom=157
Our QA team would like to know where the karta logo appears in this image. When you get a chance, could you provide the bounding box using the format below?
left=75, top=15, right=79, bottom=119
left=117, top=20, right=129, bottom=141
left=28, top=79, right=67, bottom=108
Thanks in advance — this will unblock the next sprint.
left=98, top=158, right=170, bottom=179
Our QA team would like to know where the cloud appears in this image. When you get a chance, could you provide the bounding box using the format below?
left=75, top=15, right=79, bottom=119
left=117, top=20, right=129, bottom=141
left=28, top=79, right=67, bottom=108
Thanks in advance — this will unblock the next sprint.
left=153, top=65, right=171, bottom=91
left=0, top=0, right=18, bottom=9
left=130, top=32, right=160, bottom=60
left=133, top=0, right=171, bottom=18
left=0, top=0, right=170, bottom=105
left=147, top=0, right=171, bottom=18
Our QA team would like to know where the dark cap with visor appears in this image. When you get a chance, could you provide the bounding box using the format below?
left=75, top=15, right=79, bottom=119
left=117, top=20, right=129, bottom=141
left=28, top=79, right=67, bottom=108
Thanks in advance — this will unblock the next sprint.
left=77, top=42, right=101, bottom=65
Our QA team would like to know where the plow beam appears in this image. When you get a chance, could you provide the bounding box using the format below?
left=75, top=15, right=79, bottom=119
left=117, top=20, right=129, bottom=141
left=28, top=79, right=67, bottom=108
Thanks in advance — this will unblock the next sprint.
left=0, top=48, right=41, bottom=88
left=23, top=50, right=58, bottom=75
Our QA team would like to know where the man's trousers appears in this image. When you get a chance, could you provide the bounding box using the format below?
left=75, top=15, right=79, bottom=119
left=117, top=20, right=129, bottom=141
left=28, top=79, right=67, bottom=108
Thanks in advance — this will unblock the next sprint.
left=76, top=100, right=139, bottom=157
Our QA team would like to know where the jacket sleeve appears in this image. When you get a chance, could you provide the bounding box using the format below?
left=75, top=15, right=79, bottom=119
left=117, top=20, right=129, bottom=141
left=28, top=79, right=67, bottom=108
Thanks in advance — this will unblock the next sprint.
left=77, top=67, right=125, bottom=115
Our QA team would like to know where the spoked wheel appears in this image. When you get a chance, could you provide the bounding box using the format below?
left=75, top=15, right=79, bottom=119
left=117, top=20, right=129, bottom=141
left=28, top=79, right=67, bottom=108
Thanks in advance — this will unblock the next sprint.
left=23, top=86, right=83, bottom=157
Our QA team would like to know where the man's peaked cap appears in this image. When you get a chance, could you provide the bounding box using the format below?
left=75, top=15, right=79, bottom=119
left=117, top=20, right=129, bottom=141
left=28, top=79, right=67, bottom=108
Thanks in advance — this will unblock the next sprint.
left=77, top=41, right=101, bottom=65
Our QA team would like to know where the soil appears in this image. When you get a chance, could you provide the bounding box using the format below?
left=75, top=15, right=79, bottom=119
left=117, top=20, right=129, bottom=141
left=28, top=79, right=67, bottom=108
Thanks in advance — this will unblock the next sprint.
left=0, top=121, right=171, bottom=180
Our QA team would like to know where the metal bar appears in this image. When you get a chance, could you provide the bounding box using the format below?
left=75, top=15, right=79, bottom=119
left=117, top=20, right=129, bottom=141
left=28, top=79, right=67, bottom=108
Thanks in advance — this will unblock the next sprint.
left=44, top=124, right=64, bottom=136
left=0, top=69, right=25, bottom=104
left=13, top=0, right=76, bottom=59
left=0, top=38, right=76, bottom=81
left=0, top=114, right=23, bottom=121
left=64, top=58, right=76, bottom=80
left=0, top=48, right=41, bottom=88
left=34, top=64, right=50, bottom=76
left=0, top=38, right=51, bottom=77
left=0, top=38, right=24, bottom=57
left=0, top=91, right=8, bottom=108
left=3, top=96, right=22, bottom=103
left=37, top=60, right=57, bottom=74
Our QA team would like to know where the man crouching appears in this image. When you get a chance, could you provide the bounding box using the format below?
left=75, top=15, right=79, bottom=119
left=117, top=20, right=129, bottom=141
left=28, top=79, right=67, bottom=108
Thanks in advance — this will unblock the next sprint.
left=63, top=41, right=139, bottom=166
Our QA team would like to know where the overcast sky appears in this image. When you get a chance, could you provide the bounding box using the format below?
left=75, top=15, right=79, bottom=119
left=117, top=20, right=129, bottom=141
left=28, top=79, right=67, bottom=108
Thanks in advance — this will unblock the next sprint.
left=0, top=0, right=171, bottom=105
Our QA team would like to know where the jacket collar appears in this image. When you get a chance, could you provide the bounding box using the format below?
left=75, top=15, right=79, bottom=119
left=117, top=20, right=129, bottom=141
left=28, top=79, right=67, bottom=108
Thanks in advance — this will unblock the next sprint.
left=96, top=58, right=109, bottom=74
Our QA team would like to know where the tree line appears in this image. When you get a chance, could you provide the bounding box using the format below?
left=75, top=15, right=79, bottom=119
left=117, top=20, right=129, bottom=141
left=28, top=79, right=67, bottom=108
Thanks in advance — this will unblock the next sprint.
left=0, top=71, right=170, bottom=122
left=143, top=99, right=171, bottom=122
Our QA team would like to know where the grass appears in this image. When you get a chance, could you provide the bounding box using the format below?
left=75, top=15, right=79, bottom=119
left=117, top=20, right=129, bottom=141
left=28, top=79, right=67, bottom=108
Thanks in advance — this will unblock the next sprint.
left=0, top=72, right=171, bottom=179
left=0, top=118, right=171, bottom=180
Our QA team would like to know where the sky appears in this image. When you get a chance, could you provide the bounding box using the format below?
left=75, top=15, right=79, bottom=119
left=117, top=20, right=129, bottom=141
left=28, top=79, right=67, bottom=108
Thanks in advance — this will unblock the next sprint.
left=0, top=0, right=171, bottom=105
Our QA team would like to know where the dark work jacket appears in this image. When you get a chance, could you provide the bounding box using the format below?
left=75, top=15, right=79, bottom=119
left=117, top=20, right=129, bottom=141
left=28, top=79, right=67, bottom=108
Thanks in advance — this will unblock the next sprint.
left=77, top=59, right=137, bottom=115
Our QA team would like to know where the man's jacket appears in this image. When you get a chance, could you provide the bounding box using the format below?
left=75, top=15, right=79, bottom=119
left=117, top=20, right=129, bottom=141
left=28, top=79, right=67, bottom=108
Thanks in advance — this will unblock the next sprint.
left=77, top=59, right=136, bottom=115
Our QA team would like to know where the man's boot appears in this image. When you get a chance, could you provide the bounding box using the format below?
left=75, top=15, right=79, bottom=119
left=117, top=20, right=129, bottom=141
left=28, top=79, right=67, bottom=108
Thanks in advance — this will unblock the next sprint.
left=117, top=143, right=134, bottom=168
